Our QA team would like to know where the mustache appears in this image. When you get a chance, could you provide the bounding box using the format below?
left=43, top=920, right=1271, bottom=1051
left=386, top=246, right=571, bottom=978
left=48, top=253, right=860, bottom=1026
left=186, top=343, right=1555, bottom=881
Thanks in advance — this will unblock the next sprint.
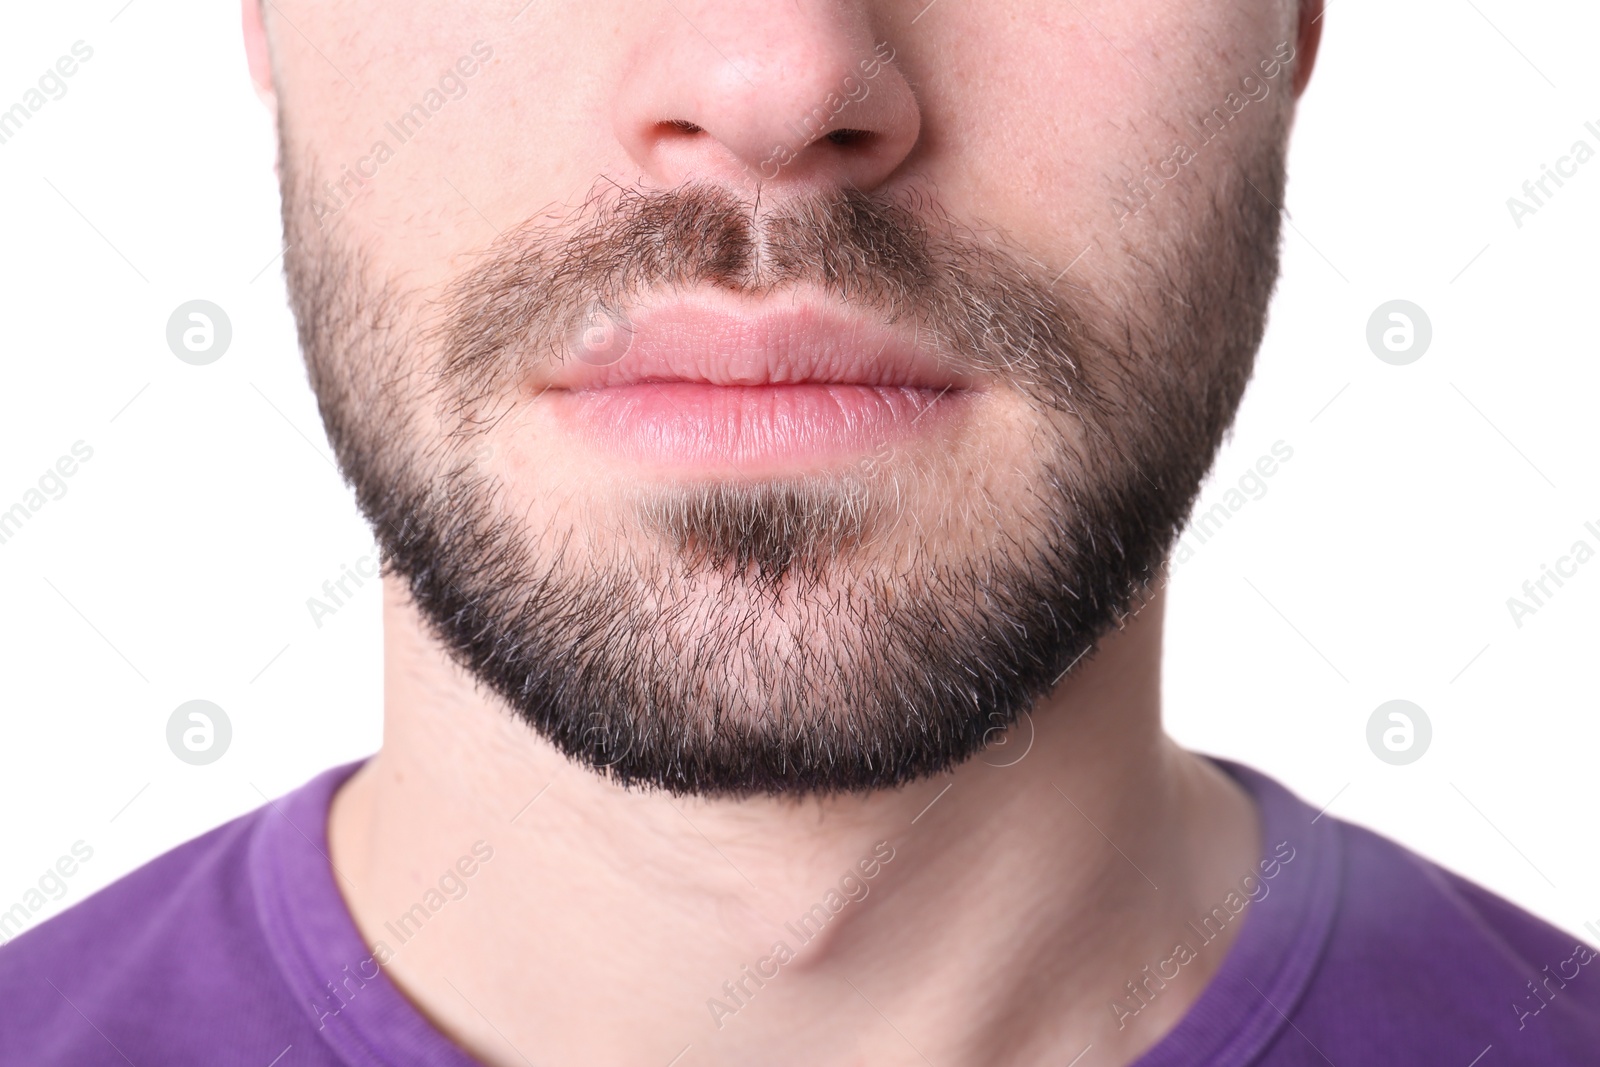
left=429, top=181, right=1106, bottom=415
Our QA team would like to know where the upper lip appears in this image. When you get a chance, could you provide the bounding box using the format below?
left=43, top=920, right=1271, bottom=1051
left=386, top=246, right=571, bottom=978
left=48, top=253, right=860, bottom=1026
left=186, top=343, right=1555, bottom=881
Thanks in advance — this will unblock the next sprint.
left=543, top=296, right=974, bottom=392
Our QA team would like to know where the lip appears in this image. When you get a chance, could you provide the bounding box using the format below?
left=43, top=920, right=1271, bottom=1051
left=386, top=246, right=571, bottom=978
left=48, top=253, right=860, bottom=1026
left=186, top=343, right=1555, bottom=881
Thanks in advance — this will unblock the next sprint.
left=539, top=298, right=974, bottom=471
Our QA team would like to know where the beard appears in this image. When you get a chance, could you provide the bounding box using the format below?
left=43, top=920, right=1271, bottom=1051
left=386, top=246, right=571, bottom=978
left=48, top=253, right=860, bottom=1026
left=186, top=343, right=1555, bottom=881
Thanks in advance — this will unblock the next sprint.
left=278, top=124, right=1285, bottom=799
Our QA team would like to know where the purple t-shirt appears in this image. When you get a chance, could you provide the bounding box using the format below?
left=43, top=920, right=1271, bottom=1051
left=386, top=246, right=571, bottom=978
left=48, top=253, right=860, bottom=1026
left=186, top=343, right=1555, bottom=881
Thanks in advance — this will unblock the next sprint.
left=2, top=758, right=1597, bottom=1065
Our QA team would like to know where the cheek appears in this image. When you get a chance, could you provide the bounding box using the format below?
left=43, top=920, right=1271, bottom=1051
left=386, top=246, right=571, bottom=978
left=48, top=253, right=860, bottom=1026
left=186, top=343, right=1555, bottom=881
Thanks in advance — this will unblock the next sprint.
left=908, top=0, right=1292, bottom=269
left=271, top=4, right=618, bottom=287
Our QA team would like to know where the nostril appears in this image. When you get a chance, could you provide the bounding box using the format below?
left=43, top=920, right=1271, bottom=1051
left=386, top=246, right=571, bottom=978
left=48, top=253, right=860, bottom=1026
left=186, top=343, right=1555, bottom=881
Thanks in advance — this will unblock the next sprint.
left=824, top=128, right=872, bottom=147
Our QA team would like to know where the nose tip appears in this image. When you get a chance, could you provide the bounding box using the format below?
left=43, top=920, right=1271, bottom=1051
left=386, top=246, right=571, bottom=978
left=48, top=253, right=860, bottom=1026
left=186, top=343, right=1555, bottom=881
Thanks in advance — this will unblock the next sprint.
left=614, top=15, right=918, bottom=195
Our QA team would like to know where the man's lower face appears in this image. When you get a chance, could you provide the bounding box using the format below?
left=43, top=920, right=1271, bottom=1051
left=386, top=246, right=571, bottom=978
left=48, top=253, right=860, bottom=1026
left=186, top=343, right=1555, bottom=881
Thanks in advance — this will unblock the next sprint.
left=281, top=143, right=1283, bottom=798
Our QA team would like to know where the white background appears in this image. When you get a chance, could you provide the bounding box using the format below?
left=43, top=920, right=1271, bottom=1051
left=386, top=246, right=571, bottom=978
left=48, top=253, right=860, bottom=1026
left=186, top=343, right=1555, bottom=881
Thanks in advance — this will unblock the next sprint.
left=1, top=1, right=1596, bottom=944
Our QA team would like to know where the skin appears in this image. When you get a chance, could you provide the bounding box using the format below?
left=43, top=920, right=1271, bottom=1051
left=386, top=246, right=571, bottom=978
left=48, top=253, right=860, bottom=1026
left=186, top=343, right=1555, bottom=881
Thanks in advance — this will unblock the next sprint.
left=243, top=1, right=1323, bottom=1063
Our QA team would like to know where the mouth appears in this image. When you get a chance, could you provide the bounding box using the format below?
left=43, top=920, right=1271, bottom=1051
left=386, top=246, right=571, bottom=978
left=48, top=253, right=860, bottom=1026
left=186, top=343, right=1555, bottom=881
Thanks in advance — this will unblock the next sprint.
left=537, top=296, right=976, bottom=473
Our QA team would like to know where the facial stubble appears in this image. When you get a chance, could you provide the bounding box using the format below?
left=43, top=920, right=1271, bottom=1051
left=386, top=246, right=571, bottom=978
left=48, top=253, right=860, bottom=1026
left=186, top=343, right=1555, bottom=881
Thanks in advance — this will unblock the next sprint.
left=278, top=123, right=1285, bottom=798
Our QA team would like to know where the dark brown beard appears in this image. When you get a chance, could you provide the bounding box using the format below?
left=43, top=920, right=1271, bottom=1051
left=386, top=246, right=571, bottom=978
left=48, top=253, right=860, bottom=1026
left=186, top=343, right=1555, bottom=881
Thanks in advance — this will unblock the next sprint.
left=276, top=119, right=1285, bottom=797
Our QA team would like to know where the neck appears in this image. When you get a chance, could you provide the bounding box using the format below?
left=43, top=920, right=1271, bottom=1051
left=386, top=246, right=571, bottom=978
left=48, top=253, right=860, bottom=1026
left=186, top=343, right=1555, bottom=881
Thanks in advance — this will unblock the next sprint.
left=328, top=576, right=1259, bottom=1067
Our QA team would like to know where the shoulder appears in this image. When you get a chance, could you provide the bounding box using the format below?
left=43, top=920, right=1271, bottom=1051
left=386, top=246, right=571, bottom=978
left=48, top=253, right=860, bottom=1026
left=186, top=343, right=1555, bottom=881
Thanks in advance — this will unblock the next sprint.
left=1214, top=760, right=1600, bottom=1067
left=0, top=802, right=336, bottom=1066
left=1299, top=816, right=1600, bottom=1064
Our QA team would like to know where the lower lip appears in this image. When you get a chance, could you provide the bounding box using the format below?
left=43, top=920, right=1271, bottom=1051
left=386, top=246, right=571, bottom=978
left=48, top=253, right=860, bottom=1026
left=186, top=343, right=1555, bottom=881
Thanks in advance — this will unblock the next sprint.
left=549, top=383, right=963, bottom=469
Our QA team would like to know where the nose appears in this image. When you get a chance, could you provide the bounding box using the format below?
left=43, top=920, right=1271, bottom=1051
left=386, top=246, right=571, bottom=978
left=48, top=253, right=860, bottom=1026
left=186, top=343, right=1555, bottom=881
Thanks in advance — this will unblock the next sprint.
left=613, top=1, right=920, bottom=195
